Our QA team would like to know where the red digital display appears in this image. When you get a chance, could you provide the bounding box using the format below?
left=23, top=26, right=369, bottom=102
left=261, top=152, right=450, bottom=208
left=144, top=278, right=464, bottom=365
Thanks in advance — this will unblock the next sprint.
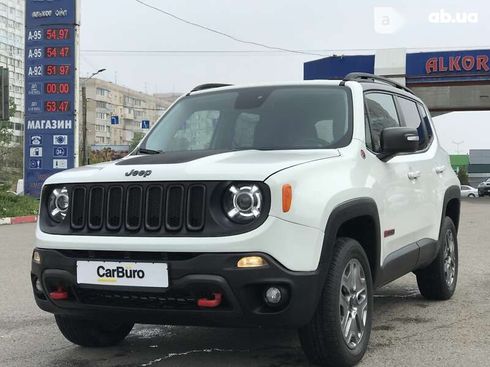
left=44, top=100, right=71, bottom=113
left=45, top=82, right=70, bottom=94
left=45, top=46, right=71, bottom=58
left=45, top=64, right=71, bottom=76
left=45, top=28, right=70, bottom=40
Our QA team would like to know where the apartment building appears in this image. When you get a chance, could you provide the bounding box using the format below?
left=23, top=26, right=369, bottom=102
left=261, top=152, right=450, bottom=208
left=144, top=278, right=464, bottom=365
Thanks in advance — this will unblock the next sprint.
left=80, top=78, right=180, bottom=147
left=0, top=0, right=24, bottom=143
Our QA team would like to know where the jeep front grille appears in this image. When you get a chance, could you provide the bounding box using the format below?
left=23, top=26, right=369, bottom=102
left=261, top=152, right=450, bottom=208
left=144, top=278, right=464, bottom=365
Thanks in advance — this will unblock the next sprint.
left=69, top=182, right=207, bottom=234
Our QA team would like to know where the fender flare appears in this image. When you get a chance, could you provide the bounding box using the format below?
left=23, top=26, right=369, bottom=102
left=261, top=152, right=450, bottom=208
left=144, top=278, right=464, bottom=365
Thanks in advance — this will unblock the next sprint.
left=440, top=185, right=461, bottom=235
left=318, top=197, right=381, bottom=286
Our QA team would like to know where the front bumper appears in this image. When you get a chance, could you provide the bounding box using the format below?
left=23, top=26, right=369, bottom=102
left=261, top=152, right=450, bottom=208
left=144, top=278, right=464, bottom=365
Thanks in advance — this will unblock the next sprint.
left=31, top=248, right=323, bottom=328
left=35, top=216, right=325, bottom=272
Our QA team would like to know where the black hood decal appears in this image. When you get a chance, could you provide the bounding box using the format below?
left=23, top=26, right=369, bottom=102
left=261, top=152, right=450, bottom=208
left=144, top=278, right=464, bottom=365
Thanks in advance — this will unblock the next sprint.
left=116, top=150, right=229, bottom=165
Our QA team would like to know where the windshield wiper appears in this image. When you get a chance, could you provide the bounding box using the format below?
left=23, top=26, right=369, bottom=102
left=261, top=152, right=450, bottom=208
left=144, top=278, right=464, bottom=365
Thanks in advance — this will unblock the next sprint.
left=137, top=148, right=162, bottom=155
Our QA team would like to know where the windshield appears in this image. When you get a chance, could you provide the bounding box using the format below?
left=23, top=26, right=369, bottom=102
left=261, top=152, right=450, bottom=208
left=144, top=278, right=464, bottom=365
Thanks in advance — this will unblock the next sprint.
left=142, top=86, right=351, bottom=153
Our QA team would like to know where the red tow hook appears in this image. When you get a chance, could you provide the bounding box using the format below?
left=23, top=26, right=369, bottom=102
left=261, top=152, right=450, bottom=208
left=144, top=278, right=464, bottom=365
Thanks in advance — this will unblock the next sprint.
left=49, top=287, right=69, bottom=300
left=197, top=292, right=223, bottom=308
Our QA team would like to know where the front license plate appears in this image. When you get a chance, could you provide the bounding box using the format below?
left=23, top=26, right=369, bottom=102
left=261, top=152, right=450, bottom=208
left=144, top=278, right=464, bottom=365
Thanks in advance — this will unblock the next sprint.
left=77, top=261, right=168, bottom=288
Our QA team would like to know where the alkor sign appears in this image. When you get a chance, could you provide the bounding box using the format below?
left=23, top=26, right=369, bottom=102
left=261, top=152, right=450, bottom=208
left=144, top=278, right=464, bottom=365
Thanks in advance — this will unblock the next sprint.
left=425, top=55, right=489, bottom=74
left=303, top=49, right=490, bottom=84
left=406, top=49, right=490, bottom=83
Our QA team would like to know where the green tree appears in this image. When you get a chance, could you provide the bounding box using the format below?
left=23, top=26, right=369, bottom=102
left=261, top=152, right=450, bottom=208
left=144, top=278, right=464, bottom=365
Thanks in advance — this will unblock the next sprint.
left=0, top=98, right=15, bottom=144
left=0, top=119, right=12, bottom=147
left=457, top=166, right=469, bottom=186
left=129, top=132, right=145, bottom=151
left=0, top=98, right=21, bottom=188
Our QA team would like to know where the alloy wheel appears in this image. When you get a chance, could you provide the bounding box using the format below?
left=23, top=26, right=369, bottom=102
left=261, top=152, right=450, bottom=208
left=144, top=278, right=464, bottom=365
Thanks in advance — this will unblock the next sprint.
left=339, top=258, right=368, bottom=349
left=443, top=229, right=456, bottom=287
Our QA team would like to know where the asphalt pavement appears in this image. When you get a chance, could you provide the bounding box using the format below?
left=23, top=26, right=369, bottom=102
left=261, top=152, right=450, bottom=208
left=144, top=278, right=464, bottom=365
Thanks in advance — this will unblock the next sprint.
left=1, top=198, right=489, bottom=366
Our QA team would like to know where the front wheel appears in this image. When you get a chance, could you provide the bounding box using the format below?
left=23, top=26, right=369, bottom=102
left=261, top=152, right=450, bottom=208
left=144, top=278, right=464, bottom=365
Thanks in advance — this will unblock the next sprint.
left=55, top=315, right=134, bottom=347
left=468, top=193, right=475, bottom=198
left=415, top=217, right=458, bottom=300
left=299, top=238, right=373, bottom=367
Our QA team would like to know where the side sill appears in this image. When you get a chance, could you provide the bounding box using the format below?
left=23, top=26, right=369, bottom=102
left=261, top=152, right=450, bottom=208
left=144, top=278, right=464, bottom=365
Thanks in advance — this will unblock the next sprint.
left=376, top=238, right=437, bottom=288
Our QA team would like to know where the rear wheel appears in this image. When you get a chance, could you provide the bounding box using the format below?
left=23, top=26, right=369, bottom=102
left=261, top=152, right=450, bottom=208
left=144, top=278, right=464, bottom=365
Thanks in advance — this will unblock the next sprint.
left=299, top=238, right=373, bottom=367
left=55, top=315, right=134, bottom=347
left=416, top=217, right=458, bottom=300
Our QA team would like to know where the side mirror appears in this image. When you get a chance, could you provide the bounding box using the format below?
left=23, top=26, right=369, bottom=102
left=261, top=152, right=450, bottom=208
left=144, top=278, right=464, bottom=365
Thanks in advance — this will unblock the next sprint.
left=379, top=127, right=419, bottom=161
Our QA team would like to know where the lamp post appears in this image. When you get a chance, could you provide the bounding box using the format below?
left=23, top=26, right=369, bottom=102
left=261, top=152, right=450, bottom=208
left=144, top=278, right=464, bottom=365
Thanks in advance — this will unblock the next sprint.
left=81, top=68, right=106, bottom=166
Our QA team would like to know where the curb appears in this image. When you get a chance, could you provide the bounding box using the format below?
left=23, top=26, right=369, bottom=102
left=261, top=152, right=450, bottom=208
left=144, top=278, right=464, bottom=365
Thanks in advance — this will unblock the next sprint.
left=0, top=215, right=38, bottom=226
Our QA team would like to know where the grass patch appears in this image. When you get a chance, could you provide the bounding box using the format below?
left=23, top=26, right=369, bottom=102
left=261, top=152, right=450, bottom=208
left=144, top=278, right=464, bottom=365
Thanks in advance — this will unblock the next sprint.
left=0, top=190, right=39, bottom=218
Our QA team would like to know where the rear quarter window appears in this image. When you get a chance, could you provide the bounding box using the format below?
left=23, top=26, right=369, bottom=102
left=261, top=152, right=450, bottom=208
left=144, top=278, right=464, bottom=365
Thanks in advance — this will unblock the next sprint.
left=396, top=96, right=429, bottom=150
left=417, top=103, right=434, bottom=143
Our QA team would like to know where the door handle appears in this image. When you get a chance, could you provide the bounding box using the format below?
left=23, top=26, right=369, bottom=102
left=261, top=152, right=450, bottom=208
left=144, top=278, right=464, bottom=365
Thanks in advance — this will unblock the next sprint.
left=435, top=165, right=446, bottom=174
left=408, top=171, right=421, bottom=180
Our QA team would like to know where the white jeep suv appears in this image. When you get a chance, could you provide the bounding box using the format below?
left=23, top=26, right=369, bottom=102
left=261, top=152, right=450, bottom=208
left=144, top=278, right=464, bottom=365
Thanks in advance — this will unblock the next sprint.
left=31, top=73, right=460, bottom=366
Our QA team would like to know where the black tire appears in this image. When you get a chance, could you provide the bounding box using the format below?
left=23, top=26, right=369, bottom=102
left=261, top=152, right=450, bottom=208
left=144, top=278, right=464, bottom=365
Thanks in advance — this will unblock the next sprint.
left=468, top=193, right=475, bottom=198
left=55, top=315, right=134, bottom=347
left=299, top=238, right=373, bottom=367
left=415, top=217, right=458, bottom=300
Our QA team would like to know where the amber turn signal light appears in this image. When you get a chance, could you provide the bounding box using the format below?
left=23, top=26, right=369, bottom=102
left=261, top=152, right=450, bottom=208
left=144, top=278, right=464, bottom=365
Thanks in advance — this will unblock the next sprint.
left=282, top=184, right=292, bottom=212
left=237, top=256, right=267, bottom=268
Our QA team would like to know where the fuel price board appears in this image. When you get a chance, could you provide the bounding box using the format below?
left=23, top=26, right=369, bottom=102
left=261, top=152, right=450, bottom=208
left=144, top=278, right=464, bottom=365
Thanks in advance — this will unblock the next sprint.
left=24, top=0, right=79, bottom=197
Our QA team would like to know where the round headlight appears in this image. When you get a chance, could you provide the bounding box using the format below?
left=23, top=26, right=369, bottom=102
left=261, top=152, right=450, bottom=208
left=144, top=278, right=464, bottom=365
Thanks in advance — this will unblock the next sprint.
left=223, top=184, right=262, bottom=223
left=48, top=187, right=69, bottom=222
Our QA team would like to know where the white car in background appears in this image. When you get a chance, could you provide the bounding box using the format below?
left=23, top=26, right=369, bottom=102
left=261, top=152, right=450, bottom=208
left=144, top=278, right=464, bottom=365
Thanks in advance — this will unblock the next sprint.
left=460, top=185, right=478, bottom=198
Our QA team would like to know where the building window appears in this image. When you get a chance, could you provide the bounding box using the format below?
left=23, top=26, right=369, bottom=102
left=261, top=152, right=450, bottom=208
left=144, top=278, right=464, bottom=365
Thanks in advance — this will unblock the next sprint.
left=12, top=122, right=23, bottom=131
left=96, top=88, right=110, bottom=97
left=123, top=95, right=144, bottom=107
left=96, top=112, right=109, bottom=120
